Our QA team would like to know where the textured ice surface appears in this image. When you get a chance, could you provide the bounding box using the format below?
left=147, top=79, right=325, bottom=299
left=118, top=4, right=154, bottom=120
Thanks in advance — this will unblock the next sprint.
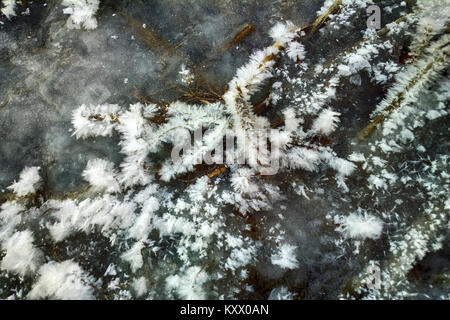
left=0, top=0, right=449, bottom=300
left=0, top=0, right=322, bottom=193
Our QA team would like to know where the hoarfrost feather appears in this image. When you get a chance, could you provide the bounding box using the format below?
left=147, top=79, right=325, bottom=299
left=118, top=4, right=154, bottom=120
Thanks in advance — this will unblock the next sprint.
left=271, top=243, right=299, bottom=270
left=7, top=166, right=41, bottom=196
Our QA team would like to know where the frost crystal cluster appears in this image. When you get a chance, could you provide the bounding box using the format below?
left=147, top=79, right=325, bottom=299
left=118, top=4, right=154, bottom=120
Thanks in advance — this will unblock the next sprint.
left=0, top=0, right=449, bottom=300
left=62, top=0, right=99, bottom=30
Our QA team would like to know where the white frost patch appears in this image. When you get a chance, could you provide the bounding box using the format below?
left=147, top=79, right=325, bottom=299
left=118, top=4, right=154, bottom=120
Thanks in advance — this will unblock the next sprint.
left=165, top=266, right=209, bottom=300
left=0, top=201, right=25, bottom=240
left=269, top=21, right=297, bottom=47
left=72, top=104, right=121, bottom=139
left=82, top=158, right=120, bottom=193
left=268, top=286, right=294, bottom=300
left=311, top=109, right=341, bottom=135
left=128, top=211, right=152, bottom=241
left=271, top=243, right=299, bottom=270
left=132, top=276, right=148, bottom=298
left=283, top=108, right=299, bottom=132
left=1, top=0, right=16, bottom=19
left=7, top=166, right=41, bottom=196
left=179, top=64, right=194, bottom=84
left=288, top=147, right=320, bottom=172
left=328, top=157, right=357, bottom=177
left=62, top=0, right=99, bottom=30
left=28, top=260, right=94, bottom=299
left=368, top=174, right=387, bottom=190
left=286, top=42, right=305, bottom=62
left=230, top=168, right=259, bottom=195
left=425, top=109, right=443, bottom=120
left=348, top=153, right=366, bottom=163
left=339, top=212, right=383, bottom=240
left=400, top=128, right=414, bottom=142
left=225, top=246, right=255, bottom=271
left=0, top=230, right=43, bottom=276
left=121, top=241, right=145, bottom=272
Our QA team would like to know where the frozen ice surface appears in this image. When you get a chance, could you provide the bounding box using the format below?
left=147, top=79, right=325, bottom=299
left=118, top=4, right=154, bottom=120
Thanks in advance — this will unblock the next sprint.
left=0, top=0, right=449, bottom=300
left=0, top=0, right=321, bottom=193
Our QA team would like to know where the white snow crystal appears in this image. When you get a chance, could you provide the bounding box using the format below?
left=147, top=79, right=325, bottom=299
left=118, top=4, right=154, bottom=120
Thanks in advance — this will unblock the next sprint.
left=283, top=108, right=299, bottom=132
left=165, top=266, right=209, bottom=300
left=132, top=276, right=148, bottom=298
left=128, top=211, right=152, bottom=240
left=348, top=153, right=366, bottom=163
left=368, top=174, right=388, bottom=190
left=7, top=166, right=41, bottom=196
left=268, top=286, right=294, bottom=300
left=1, top=0, right=16, bottom=19
left=328, top=157, right=356, bottom=177
left=339, top=212, right=383, bottom=240
left=311, top=109, right=341, bottom=135
left=271, top=243, right=299, bottom=270
left=72, top=104, right=121, bottom=139
left=288, top=147, right=320, bottom=172
left=426, top=109, right=443, bottom=120
left=0, top=230, right=43, bottom=276
left=46, top=199, right=79, bottom=242
left=62, top=0, right=99, bottom=30
left=230, top=168, right=259, bottom=195
left=82, top=158, right=121, bottom=193
left=28, top=260, right=94, bottom=299
left=269, top=21, right=297, bottom=46
left=0, top=201, right=25, bottom=241
left=179, top=64, right=194, bottom=84
left=286, top=42, right=306, bottom=62
left=121, top=241, right=145, bottom=272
